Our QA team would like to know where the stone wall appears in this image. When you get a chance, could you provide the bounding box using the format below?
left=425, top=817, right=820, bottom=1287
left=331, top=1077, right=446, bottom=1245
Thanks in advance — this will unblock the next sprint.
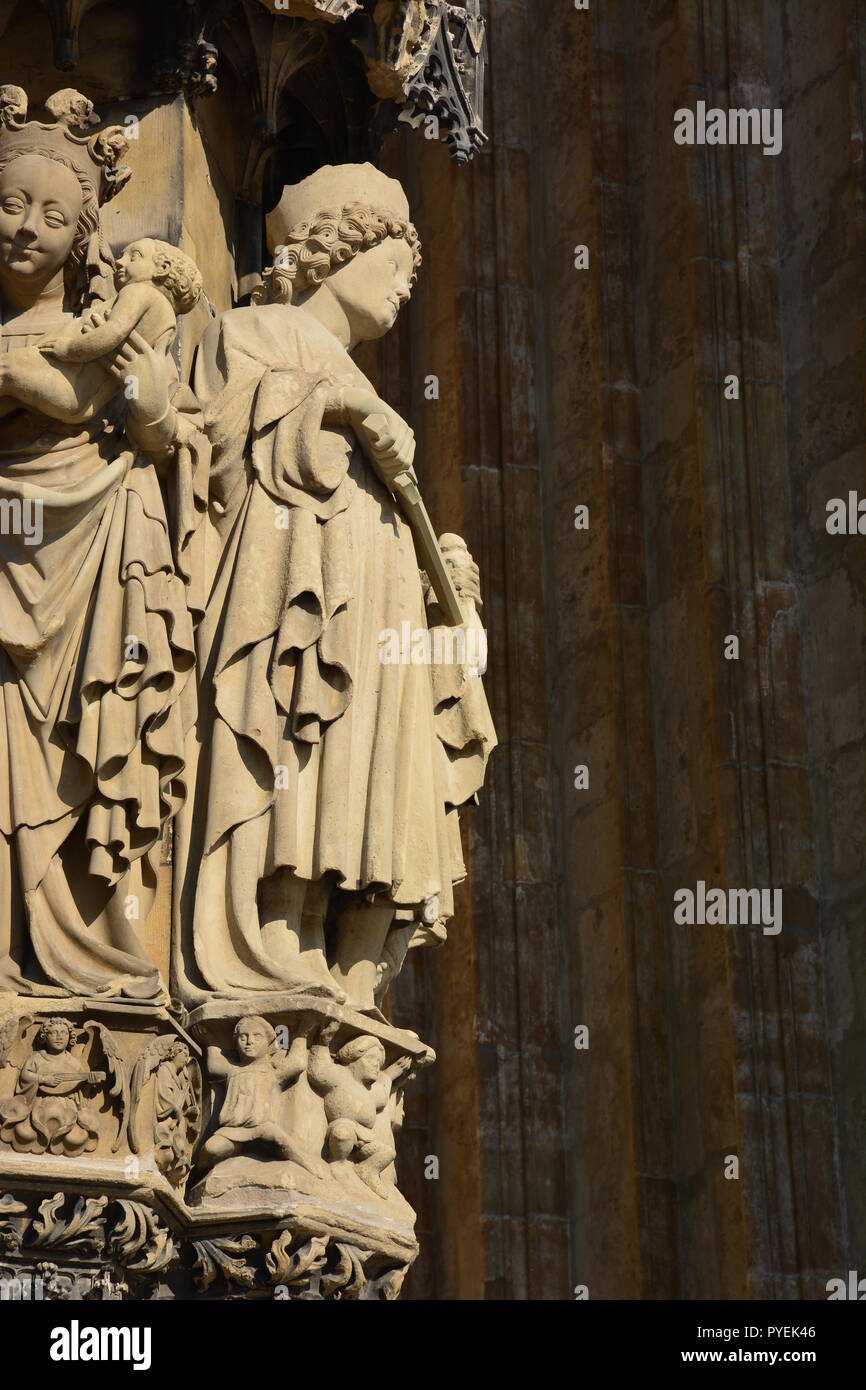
left=389, top=0, right=866, bottom=1300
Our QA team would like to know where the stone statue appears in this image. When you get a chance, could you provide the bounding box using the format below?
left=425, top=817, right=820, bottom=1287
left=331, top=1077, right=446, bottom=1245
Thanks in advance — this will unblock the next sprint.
left=0, top=88, right=207, bottom=1000
left=173, top=162, right=496, bottom=1011
left=195, top=1015, right=327, bottom=1180
left=308, top=1020, right=415, bottom=1199
left=0, top=95, right=494, bottom=1293
left=0, top=1014, right=127, bottom=1156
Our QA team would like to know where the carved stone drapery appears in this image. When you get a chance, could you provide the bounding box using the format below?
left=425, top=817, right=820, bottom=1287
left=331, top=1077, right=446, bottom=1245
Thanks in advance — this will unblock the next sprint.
left=0, top=81, right=492, bottom=1298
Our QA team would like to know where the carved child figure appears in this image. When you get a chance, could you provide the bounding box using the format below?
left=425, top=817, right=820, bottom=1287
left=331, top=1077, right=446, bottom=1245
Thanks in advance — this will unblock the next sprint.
left=308, top=1022, right=414, bottom=1199
left=196, top=1015, right=326, bottom=1180
left=41, top=238, right=202, bottom=360
left=0, top=238, right=201, bottom=421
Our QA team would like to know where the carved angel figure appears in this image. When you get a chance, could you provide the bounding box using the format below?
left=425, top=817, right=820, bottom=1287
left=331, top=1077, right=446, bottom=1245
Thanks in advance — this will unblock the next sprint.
left=0, top=1016, right=127, bottom=1156
left=195, top=1015, right=326, bottom=1180
left=308, top=1022, right=415, bottom=1199
left=130, top=1036, right=201, bottom=1183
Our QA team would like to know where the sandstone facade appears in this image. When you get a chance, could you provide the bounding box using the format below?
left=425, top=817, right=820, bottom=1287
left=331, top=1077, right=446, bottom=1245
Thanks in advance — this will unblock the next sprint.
left=0, top=0, right=864, bottom=1303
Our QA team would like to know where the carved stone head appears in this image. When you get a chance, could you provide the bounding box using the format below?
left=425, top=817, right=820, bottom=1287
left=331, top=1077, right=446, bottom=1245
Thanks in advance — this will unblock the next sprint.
left=255, top=163, right=421, bottom=340
left=337, top=1034, right=386, bottom=1084
left=0, top=87, right=130, bottom=308
left=37, top=1018, right=72, bottom=1053
left=234, top=1015, right=276, bottom=1063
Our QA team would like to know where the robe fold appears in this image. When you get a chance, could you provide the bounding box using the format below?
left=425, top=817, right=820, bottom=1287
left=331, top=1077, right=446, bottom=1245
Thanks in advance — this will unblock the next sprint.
left=0, top=323, right=202, bottom=998
left=175, top=304, right=495, bottom=998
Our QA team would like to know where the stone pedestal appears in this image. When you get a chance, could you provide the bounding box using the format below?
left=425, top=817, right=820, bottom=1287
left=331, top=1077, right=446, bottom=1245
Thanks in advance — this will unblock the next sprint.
left=0, top=995, right=431, bottom=1299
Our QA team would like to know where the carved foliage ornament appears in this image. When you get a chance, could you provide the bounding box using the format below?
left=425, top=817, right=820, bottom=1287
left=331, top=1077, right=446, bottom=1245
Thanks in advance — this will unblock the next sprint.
left=397, top=1, right=487, bottom=162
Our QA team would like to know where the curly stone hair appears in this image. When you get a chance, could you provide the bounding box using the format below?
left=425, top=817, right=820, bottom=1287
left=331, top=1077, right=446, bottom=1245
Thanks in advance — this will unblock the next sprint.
left=252, top=201, right=422, bottom=306
left=37, top=1016, right=73, bottom=1045
left=148, top=240, right=203, bottom=316
left=337, top=1034, right=386, bottom=1067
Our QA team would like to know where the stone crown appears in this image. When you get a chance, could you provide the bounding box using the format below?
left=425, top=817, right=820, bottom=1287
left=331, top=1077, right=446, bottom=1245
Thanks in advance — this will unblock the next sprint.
left=0, top=85, right=132, bottom=204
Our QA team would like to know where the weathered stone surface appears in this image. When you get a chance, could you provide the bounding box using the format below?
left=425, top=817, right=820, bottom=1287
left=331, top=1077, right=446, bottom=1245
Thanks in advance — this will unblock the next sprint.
left=2, top=0, right=865, bottom=1307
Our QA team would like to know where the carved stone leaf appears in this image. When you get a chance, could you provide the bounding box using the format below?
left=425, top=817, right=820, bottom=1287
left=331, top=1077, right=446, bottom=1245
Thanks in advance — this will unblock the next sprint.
left=110, top=1200, right=176, bottom=1273
left=191, top=1235, right=258, bottom=1292
left=265, top=1231, right=328, bottom=1286
left=320, top=1242, right=372, bottom=1299
left=30, top=1192, right=107, bottom=1255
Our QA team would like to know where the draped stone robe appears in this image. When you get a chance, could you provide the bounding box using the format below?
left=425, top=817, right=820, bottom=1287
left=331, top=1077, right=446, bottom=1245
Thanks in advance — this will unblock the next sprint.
left=0, top=318, right=203, bottom=998
left=173, top=303, right=496, bottom=1000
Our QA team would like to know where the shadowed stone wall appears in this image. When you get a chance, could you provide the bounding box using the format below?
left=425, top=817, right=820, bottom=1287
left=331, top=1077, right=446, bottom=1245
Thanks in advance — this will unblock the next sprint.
left=389, top=0, right=866, bottom=1300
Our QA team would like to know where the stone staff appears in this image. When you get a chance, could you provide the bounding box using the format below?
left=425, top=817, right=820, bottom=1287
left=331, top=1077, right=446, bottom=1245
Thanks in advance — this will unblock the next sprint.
left=363, top=411, right=465, bottom=626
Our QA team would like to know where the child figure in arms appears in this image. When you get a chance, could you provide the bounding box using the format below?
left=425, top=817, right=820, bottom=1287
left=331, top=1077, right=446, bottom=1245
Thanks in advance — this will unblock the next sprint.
left=42, top=238, right=201, bottom=360
left=0, top=238, right=201, bottom=420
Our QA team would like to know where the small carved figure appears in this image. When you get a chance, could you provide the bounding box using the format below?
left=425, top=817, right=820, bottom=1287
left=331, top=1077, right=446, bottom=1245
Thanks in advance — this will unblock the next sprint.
left=0, top=1016, right=127, bottom=1156
left=0, top=239, right=202, bottom=421
left=41, top=238, right=202, bottom=361
left=308, top=1022, right=415, bottom=1199
left=195, top=1016, right=327, bottom=1179
left=130, top=1037, right=201, bottom=1183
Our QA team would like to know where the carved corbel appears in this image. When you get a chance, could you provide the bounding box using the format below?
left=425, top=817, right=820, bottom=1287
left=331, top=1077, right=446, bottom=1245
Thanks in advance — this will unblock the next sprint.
left=400, top=1, right=486, bottom=162
left=35, top=0, right=109, bottom=71
left=363, top=0, right=487, bottom=162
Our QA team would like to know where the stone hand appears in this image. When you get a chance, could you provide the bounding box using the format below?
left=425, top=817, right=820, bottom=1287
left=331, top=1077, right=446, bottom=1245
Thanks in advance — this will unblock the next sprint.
left=360, top=407, right=416, bottom=486
left=40, top=304, right=111, bottom=358
left=439, top=534, right=482, bottom=606
left=108, top=328, right=170, bottom=425
left=338, top=387, right=416, bottom=486
left=79, top=304, right=110, bottom=335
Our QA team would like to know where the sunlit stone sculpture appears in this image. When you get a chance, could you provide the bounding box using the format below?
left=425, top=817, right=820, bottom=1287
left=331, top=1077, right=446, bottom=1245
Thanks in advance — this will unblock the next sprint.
left=0, top=94, right=494, bottom=1298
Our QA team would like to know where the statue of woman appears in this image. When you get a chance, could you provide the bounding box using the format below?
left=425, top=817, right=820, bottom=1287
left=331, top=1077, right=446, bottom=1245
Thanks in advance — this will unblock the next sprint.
left=0, top=89, right=205, bottom=998
left=174, top=163, right=495, bottom=1010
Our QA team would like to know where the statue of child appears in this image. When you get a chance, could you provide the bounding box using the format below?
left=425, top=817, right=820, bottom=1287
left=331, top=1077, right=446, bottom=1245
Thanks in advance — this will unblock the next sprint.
left=195, top=1015, right=327, bottom=1180
left=40, top=238, right=202, bottom=361
left=0, top=238, right=201, bottom=421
